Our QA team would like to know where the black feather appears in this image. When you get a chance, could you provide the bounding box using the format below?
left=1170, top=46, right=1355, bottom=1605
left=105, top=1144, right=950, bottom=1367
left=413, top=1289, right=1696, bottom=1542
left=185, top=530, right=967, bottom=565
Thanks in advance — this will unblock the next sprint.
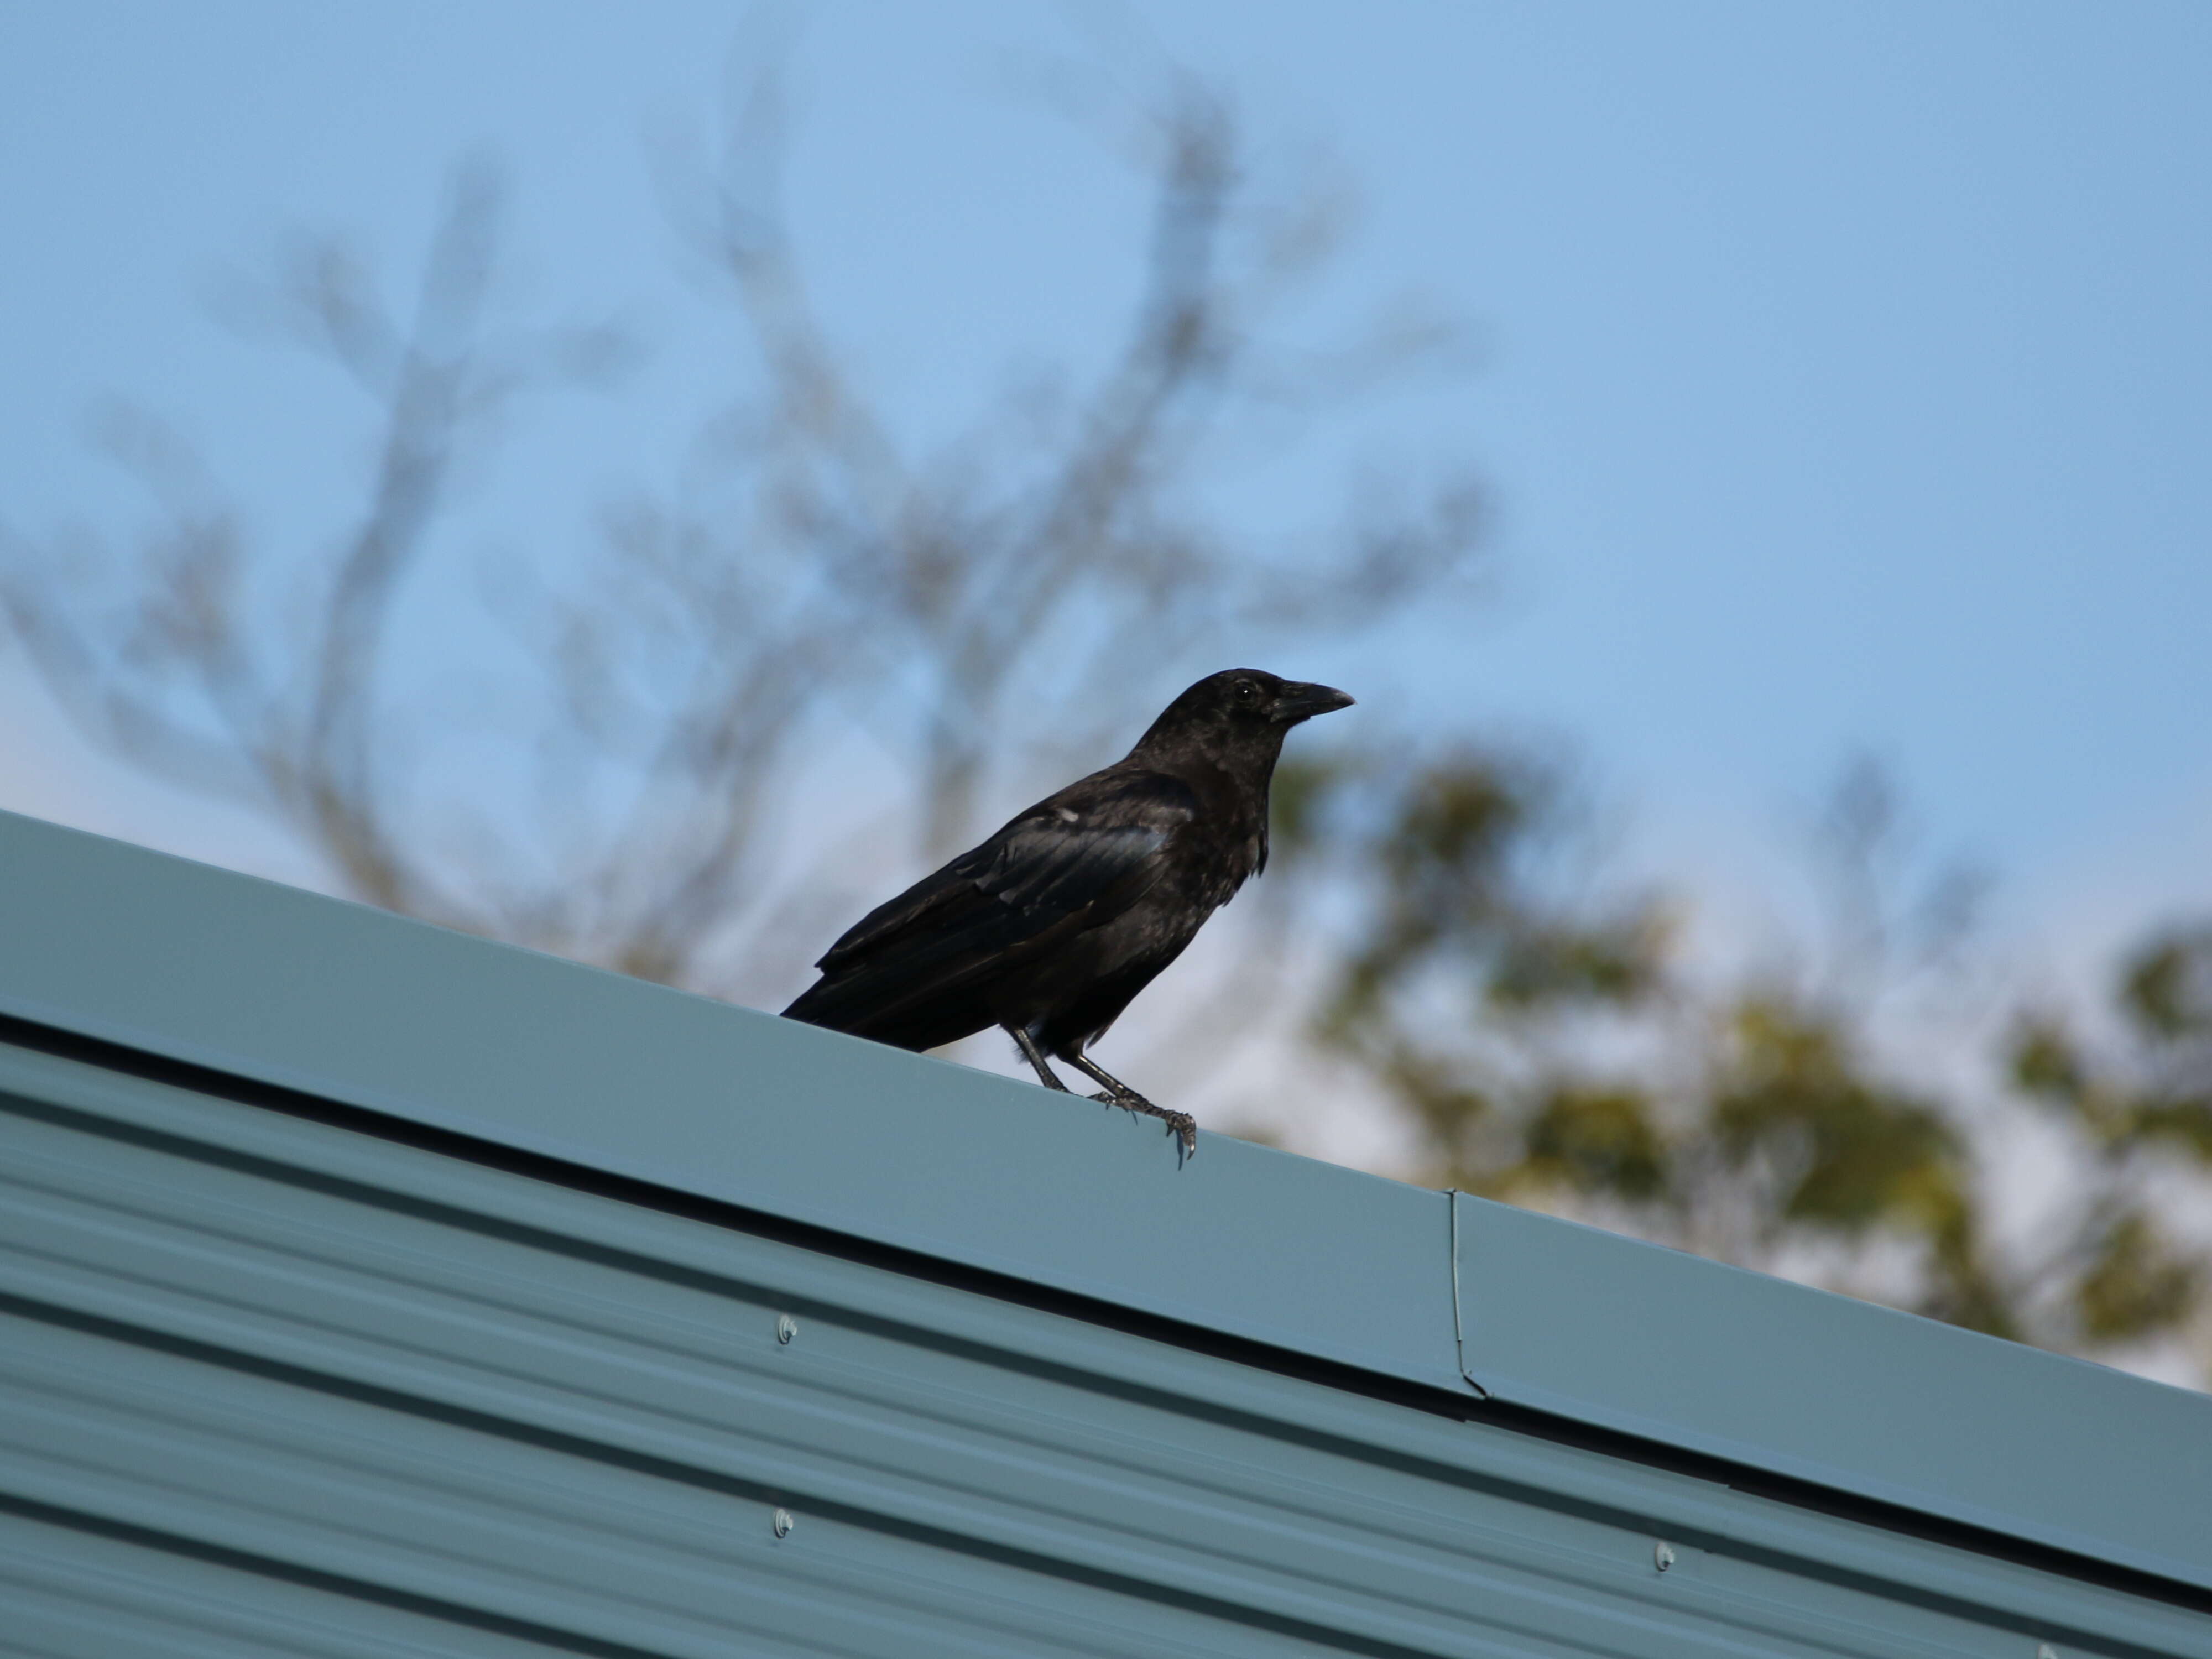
left=782, top=669, right=1353, bottom=1150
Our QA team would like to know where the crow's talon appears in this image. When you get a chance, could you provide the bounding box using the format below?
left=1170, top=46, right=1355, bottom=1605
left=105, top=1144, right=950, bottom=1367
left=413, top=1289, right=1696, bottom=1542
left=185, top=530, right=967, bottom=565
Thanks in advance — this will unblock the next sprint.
left=1073, top=1078, right=1197, bottom=1161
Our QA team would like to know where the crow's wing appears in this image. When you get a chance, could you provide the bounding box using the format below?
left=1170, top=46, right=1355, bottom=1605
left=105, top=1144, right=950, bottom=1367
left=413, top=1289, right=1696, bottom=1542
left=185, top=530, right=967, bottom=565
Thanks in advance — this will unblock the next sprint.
left=820, top=770, right=1197, bottom=972
left=785, top=770, right=1196, bottom=1035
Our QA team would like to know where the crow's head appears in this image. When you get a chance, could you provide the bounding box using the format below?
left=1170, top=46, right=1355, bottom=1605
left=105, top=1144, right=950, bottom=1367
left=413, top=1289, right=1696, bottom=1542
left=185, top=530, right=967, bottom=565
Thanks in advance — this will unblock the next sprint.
left=1132, top=669, right=1354, bottom=765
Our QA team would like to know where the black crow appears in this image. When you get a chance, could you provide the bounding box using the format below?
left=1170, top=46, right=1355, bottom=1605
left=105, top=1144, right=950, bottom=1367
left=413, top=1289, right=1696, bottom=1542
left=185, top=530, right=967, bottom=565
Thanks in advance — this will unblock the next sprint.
left=782, top=669, right=1353, bottom=1156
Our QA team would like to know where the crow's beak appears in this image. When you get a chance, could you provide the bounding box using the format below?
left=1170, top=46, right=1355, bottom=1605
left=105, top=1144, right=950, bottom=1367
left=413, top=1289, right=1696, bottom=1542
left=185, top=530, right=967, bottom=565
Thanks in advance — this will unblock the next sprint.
left=1274, top=681, right=1355, bottom=724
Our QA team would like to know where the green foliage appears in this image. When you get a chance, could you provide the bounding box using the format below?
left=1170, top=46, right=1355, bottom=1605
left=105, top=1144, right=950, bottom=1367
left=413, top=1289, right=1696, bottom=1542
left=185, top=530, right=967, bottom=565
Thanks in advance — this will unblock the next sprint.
left=2002, top=926, right=2212, bottom=1351
left=1317, top=747, right=1666, bottom=1037
left=1711, top=999, right=1954, bottom=1231
left=1318, top=749, right=2211, bottom=1370
left=1265, top=757, right=1339, bottom=860
left=1707, top=999, right=2008, bottom=1334
left=2123, top=926, right=2212, bottom=1041
left=2075, top=1211, right=2200, bottom=1343
left=2010, top=1019, right=2084, bottom=1102
left=1519, top=1086, right=1666, bottom=1202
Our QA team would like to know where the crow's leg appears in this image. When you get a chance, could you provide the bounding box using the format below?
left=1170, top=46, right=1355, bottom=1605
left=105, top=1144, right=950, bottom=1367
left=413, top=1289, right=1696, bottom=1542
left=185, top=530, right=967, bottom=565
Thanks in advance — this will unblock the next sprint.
left=1009, top=1026, right=1074, bottom=1093
left=1065, top=1051, right=1198, bottom=1159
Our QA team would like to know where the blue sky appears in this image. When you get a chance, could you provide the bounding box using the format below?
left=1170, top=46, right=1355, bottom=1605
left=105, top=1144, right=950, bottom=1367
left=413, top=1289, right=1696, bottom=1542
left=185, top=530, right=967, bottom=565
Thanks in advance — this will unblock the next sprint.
left=4, top=1, right=2210, bottom=968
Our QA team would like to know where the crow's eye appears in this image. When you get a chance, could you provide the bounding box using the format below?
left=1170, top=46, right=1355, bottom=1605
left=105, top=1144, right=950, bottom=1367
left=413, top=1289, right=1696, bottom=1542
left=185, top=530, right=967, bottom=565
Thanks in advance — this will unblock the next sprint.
left=1235, top=681, right=1258, bottom=702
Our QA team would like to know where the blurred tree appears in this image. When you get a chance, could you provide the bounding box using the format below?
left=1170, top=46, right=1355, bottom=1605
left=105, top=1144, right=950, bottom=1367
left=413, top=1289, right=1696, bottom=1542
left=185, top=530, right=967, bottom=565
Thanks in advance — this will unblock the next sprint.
left=1303, top=747, right=2212, bottom=1358
left=0, top=163, right=629, bottom=932
left=1305, top=742, right=2211, bottom=1374
left=0, top=57, right=1476, bottom=997
left=2007, top=925, right=2212, bottom=1361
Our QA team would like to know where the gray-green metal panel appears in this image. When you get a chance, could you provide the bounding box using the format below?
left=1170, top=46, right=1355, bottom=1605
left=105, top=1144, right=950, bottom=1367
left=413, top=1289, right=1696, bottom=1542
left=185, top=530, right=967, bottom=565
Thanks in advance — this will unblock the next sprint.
left=1452, top=1194, right=2212, bottom=1597
left=2, top=806, right=2209, bottom=1598
left=0, top=808, right=1455, bottom=1392
left=5, top=1036, right=2206, bottom=1658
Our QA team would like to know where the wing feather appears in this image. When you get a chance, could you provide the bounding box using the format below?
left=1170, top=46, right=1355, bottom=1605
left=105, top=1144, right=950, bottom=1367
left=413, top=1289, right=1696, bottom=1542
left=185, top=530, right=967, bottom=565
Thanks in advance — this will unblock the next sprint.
left=786, top=770, right=1196, bottom=1036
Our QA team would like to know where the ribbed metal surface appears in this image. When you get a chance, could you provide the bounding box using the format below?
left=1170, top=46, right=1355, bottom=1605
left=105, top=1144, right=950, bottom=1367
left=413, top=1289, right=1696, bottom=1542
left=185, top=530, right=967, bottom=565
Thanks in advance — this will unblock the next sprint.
left=4, top=1036, right=2205, bottom=1659
left=9, top=808, right=2210, bottom=1590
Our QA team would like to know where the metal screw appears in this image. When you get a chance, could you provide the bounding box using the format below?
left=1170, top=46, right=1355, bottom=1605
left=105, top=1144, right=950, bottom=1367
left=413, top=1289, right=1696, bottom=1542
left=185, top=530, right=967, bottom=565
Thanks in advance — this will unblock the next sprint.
left=773, top=1507, right=794, bottom=1538
left=1654, top=1542, right=1675, bottom=1573
left=776, top=1314, right=798, bottom=1345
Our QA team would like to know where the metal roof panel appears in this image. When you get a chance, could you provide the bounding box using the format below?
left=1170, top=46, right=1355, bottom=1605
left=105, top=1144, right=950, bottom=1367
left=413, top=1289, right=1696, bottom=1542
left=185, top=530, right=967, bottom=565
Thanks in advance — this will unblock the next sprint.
left=2, top=806, right=2206, bottom=1592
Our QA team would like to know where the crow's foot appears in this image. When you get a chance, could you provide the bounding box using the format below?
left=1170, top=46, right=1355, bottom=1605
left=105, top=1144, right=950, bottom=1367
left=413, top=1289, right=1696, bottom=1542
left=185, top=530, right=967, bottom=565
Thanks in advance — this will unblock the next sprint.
left=1088, top=1088, right=1198, bottom=1160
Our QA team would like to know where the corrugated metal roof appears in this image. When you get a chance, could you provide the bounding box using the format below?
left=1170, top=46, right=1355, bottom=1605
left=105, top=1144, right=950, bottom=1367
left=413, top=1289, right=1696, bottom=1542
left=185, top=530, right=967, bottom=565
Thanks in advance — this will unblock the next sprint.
left=7, top=1034, right=2207, bottom=1658
left=2, top=805, right=2209, bottom=1654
